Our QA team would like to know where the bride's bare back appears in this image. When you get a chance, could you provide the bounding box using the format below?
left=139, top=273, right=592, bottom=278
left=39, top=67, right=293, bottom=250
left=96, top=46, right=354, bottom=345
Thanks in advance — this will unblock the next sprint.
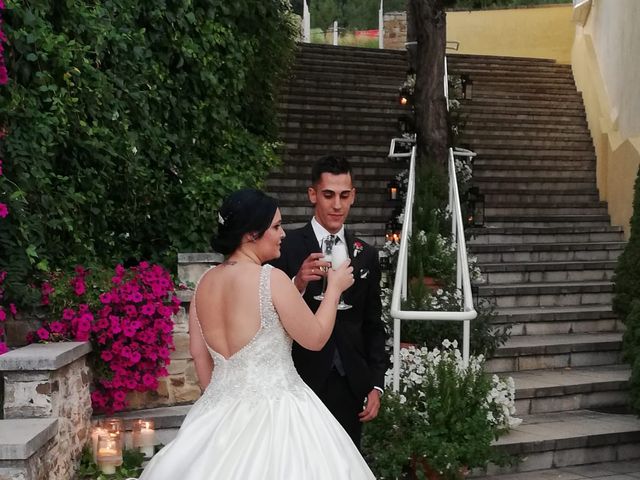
left=194, top=262, right=263, bottom=360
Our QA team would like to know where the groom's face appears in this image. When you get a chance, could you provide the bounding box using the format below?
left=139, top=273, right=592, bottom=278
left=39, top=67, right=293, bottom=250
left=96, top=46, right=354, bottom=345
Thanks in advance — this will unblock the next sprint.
left=308, top=172, right=355, bottom=234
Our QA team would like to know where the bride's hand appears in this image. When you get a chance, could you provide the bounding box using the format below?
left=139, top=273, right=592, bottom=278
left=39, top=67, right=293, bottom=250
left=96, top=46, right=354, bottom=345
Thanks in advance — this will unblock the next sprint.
left=327, top=259, right=354, bottom=294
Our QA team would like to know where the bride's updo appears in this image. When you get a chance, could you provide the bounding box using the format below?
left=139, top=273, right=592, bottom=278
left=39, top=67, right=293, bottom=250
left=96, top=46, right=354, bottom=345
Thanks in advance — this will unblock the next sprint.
left=212, top=188, right=279, bottom=255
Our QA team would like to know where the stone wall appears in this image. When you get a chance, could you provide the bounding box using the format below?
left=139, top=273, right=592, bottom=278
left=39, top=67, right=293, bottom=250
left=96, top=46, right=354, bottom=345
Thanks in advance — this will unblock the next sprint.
left=0, top=342, right=92, bottom=480
left=383, top=11, right=407, bottom=50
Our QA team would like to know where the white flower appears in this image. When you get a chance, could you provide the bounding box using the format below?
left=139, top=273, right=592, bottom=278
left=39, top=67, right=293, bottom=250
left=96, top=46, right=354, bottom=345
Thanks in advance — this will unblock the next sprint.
left=218, top=212, right=225, bottom=225
left=131, top=146, right=138, bottom=155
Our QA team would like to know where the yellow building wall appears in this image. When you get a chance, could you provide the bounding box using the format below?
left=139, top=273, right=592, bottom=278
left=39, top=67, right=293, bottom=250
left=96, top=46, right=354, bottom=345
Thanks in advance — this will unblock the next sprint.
left=572, top=0, right=640, bottom=237
left=447, top=5, right=575, bottom=64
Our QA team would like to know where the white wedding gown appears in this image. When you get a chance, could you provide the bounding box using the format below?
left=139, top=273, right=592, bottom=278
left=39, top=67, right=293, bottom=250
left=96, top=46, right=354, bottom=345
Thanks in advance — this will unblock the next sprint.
left=139, top=264, right=375, bottom=479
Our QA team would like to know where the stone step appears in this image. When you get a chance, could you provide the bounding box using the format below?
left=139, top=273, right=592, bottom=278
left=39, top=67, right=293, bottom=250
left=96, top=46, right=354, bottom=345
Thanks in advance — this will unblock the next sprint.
left=485, top=206, right=606, bottom=217
left=476, top=168, right=595, bottom=180
left=511, top=365, right=630, bottom=415
left=280, top=129, right=396, bottom=147
left=486, top=333, right=622, bottom=373
left=469, top=139, right=594, bottom=151
left=492, top=305, right=622, bottom=336
left=486, top=215, right=613, bottom=228
left=273, top=151, right=399, bottom=166
left=473, top=158, right=596, bottom=169
left=282, top=141, right=390, bottom=154
left=463, top=129, right=592, bottom=142
left=285, top=80, right=400, bottom=96
left=463, top=69, right=575, bottom=82
left=470, top=226, right=623, bottom=244
left=478, top=281, right=613, bottom=309
left=460, top=112, right=589, bottom=126
left=473, top=147, right=594, bottom=158
left=286, top=70, right=404, bottom=88
left=461, top=96, right=582, bottom=110
left=487, top=410, right=640, bottom=474
left=280, top=100, right=406, bottom=115
left=472, top=84, right=580, bottom=97
left=470, top=241, right=624, bottom=263
left=290, top=64, right=405, bottom=80
left=294, top=56, right=407, bottom=72
left=474, top=178, right=597, bottom=192
left=0, top=418, right=58, bottom=461
left=470, top=90, right=582, bottom=103
left=461, top=103, right=585, bottom=116
left=478, top=260, right=616, bottom=284
left=470, top=79, right=578, bottom=92
left=278, top=109, right=401, bottom=125
left=448, top=53, right=560, bottom=67
left=281, top=90, right=399, bottom=107
left=298, top=44, right=406, bottom=63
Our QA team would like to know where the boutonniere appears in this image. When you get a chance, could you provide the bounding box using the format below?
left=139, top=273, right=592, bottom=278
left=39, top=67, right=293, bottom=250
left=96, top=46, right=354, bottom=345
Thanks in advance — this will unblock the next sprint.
left=353, top=241, right=364, bottom=258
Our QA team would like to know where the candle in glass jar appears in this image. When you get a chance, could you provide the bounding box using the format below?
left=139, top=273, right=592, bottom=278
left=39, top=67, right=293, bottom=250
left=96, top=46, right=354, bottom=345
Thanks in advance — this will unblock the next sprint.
left=96, top=433, right=123, bottom=474
left=91, top=427, right=107, bottom=463
left=132, top=419, right=155, bottom=458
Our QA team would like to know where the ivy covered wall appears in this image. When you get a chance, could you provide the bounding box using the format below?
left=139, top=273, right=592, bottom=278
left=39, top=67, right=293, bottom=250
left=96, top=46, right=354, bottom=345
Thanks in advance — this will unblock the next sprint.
left=0, top=1, right=296, bottom=304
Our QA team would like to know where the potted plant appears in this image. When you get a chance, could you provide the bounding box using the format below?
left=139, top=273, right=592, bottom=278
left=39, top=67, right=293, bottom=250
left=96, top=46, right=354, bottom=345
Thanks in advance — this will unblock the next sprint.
left=363, top=341, right=520, bottom=479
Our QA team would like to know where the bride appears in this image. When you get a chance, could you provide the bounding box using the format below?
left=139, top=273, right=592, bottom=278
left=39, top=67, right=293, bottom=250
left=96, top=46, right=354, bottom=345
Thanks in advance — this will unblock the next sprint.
left=139, top=189, right=375, bottom=479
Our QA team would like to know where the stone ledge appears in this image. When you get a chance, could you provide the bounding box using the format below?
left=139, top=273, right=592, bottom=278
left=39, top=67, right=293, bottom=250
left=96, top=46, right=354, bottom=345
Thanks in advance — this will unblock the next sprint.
left=0, top=418, right=58, bottom=460
left=103, top=404, right=192, bottom=430
left=0, top=342, right=91, bottom=371
left=177, top=252, right=224, bottom=264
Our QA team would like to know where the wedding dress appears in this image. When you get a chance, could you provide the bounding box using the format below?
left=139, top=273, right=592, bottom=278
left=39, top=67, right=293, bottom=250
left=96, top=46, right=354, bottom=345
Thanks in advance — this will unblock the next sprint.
left=139, top=264, right=375, bottom=479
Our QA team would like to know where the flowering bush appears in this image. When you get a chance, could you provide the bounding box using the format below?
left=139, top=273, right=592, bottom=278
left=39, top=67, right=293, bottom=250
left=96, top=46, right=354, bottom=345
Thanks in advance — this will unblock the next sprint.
left=363, top=341, right=520, bottom=479
left=0, top=271, right=17, bottom=355
left=28, top=262, right=180, bottom=414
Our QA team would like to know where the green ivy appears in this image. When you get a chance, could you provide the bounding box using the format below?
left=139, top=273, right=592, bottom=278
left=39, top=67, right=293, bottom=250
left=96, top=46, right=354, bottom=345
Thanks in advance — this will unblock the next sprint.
left=0, top=1, right=296, bottom=306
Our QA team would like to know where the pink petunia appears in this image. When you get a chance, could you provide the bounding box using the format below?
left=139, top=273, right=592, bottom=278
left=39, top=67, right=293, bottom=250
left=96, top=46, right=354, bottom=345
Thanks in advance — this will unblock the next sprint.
left=0, top=203, right=8, bottom=218
left=9, top=304, right=16, bottom=315
left=0, top=342, right=9, bottom=355
left=49, top=322, right=65, bottom=334
left=101, top=350, right=113, bottom=362
left=36, top=328, right=50, bottom=340
left=0, top=309, right=5, bottom=322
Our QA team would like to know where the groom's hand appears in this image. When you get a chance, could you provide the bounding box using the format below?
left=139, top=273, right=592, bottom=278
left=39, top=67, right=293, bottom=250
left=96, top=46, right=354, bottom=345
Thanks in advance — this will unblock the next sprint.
left=359, top=388, right=381, bottom=422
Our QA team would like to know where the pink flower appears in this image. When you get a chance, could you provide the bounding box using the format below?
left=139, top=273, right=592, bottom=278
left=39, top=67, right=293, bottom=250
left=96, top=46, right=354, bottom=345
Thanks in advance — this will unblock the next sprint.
left=36, top=328, right=50, bottom=340
left=9, top=304, right=16, bottom=315
left=141, top=303, right=155, bottom=315
left=49, top=322, right=65, bottom=334
left=0, top=342, right=8, bottom=355
left=62, top=309, right=75, bottom=321
left=142, top=373, right=157, bottom=389
left=0, top=309, right=5, bottom=322
left=99, top=292, right=112, bottom=304
left=0, top=203, right=7, bottom=218
left=101, top=350, right=113, bottom=362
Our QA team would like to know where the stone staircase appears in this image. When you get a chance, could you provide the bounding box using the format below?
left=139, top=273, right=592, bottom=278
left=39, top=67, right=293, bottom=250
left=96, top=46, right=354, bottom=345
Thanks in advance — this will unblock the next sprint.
left=449, top=53, right=639, bottom=473
left=267, top=43, right=409, bottom=246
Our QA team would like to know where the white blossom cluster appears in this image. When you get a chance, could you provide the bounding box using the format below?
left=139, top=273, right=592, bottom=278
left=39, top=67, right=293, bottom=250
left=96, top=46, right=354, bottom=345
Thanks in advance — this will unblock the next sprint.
left=384, top=341, right=521, bottom=431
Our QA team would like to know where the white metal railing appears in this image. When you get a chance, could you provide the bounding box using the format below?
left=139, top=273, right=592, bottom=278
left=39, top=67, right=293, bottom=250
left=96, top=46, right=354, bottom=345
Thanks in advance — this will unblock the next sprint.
left=388, top=57, right=477, bottom=393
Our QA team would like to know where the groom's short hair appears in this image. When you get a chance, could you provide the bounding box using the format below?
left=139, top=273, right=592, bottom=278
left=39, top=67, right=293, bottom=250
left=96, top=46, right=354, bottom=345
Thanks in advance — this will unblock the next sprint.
left=311, top=155, right=352, bottom=185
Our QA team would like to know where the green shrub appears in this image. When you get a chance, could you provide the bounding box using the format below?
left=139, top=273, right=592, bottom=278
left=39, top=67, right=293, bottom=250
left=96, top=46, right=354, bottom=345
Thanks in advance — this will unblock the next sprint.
left=0, top=1, right=296, bottom=305
left=613, top=169, right=640, bottom=320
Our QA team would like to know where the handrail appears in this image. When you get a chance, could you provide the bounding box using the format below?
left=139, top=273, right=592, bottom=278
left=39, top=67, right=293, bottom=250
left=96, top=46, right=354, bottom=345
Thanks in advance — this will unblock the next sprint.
left=388, top=58, right=477, bottom=393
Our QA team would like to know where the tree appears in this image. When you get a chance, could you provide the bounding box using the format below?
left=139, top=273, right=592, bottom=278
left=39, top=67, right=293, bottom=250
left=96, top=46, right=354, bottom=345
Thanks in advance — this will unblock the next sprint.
left=406, top=0, right=457, bottom=167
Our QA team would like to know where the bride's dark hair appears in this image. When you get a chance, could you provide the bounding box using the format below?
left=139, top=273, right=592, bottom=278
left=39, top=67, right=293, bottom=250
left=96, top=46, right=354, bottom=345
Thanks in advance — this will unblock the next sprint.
left=212, top=188, right=279, bottom=255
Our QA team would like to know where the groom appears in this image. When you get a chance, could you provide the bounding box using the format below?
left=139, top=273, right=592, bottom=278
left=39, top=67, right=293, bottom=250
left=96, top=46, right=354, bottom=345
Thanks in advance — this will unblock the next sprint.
left=271, top=155, right=388, bottom=447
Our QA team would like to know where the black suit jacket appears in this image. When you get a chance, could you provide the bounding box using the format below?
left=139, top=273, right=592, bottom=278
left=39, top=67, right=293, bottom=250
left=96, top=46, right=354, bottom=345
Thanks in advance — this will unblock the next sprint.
left=271, top=223, right=388, bottom=400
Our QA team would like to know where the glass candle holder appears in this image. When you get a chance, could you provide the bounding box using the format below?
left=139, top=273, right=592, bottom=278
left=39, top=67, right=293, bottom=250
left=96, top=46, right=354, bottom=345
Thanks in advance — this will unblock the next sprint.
left=91, top=426, right=107, bottom=463
left=96, top=433, right=123, bottom=475
left=101, top=418, right=124, bottom=449
left=132, top=419, right=156, bottom=458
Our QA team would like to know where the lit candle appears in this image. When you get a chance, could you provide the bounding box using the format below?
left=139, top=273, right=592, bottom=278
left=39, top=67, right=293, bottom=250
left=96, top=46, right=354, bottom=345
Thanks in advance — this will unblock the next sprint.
left=133, top=419, right=156, bottom=458
left=390, top=187, right=398, bottom=200
left=91, top=427, right=107, bottom=463
left=96, top=433, right=123, bottom=474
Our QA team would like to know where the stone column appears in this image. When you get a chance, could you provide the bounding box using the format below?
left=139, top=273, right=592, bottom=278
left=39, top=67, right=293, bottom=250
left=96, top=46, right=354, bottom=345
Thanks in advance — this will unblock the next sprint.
left=0, top=342, right=92, bottom=480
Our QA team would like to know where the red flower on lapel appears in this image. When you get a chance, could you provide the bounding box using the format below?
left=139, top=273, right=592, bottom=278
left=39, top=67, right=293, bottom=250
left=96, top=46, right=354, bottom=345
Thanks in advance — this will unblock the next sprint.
left=353, top=240, right=364, bottom=258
